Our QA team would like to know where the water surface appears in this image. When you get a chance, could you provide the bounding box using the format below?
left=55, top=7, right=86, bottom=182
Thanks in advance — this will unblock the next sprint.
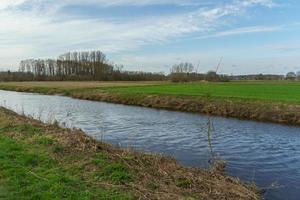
left=0, top=90, right=299, bottom=200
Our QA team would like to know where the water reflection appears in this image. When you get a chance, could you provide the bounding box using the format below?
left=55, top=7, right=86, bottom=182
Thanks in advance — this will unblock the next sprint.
left=199, top=116, right=216, bottom=165
left=0, top=90, right=300, bottom=200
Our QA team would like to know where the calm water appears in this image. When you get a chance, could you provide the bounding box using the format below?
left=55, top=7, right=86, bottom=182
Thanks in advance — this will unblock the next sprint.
left=0, top=90, right=299, bottom=200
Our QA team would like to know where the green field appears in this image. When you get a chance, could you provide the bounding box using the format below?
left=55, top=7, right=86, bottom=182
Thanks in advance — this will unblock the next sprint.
left=1, top=81, right=300, bottom=103
left=105, top=81, right=300, bottom=103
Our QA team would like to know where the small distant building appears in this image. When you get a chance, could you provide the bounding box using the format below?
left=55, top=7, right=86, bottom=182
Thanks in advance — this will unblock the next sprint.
left=229, top=74, right=284, bottom=81
left=286, top=72, right=297, bottom=80
left=297, top=71, right=300, bottom=80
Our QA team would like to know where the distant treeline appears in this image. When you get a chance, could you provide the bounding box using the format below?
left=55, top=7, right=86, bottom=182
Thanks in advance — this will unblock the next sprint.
left=168, top=63, right=291, bottom=82
left=0, top=71, right=35, bottom=82
left=1, top=51, right=165, bottom=81
left=0, top=51, right=295, bottom=82
left=169, top=62, right=229, bottom=82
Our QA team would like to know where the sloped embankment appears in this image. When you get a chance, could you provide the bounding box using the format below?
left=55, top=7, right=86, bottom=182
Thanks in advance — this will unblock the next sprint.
left=72, top=92, right=300, bottom=126
left=0, top=107, right=261, bottom=200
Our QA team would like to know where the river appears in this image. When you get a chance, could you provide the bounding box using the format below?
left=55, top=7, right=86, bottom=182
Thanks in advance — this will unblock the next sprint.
left=0, top=90, right=299, bottom=200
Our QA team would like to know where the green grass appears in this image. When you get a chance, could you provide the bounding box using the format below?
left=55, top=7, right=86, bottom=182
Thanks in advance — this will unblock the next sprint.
left=104, top=81, right=300, bottom=103
left=2, top=80, right=300, bottom=103
left=0, top=124, right=42, bottom=136
left=0, top=123, right=133, bottom=200
left=92, top=153, right=133, bottom=184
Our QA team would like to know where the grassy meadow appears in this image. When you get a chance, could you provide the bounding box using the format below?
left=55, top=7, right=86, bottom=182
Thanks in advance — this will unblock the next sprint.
left=104, top=81, right=300, bottom=103
left=1, top=80, right=300, bottom=103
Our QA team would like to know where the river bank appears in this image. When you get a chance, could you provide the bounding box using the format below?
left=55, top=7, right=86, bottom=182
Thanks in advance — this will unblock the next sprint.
left=0, top=107, right=260, bottom=199
left=0, top=81, right=300, bottom=126
left=72, top=92, right=300, bottom=126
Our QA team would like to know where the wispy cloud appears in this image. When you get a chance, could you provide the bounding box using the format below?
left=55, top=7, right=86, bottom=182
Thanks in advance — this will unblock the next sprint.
left=0, top=0, right=277, bottom=69
left=217, top=26, right=282, bottom=36
left=23, top=0, right=278, bottom=8
left=0, top=0, right=215, bottom=10
left=197, top=25, right=282, bottom=39
left=0, top=0, right=26, bottom=10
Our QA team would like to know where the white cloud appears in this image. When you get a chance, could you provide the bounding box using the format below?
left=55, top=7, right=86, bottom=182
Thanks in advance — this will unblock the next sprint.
left=241, top=0, right=278, bottom=8
left=0, top=0, right=222, bottom=9
left=216, top=26, right=281, bottom=36
left=64, top=0, right=205, bottom=7
left=18, top=0, right=279, bottom=8
left=0, top=0, right=26, bottom=10
left=197, top=25, right=282, bottom=39
left=0, top=0, right=276, bottom=69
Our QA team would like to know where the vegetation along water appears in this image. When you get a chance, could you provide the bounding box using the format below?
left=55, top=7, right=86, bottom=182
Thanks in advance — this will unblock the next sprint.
left=1, top=81, right=300, bottom=126
left=0, top=106, right=260, bottom=200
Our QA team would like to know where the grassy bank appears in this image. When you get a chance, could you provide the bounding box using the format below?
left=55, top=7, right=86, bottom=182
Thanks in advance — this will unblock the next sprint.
left=1, top=81, right=300, bottom=126
left=0, top=107, right=260, bottom=199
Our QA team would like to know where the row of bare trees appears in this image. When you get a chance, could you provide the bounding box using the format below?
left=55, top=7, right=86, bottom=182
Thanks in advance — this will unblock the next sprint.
left=19, top=51, right=114, bottom=81
left=0, top=51, right=231, bottom=82
left=169, top=62, right=229, bottom=82
left=15, top=51, right=165, bottom=81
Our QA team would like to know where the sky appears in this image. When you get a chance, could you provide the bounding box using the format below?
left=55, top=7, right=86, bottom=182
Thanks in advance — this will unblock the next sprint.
left=0, top=0, right=299, bottom=75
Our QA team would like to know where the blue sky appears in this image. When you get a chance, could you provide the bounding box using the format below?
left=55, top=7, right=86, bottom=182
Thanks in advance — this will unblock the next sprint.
left=0, top=0, right=299, bottom=74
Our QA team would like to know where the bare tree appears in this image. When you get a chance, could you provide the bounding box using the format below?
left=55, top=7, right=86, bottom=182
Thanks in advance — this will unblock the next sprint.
left=17, top=50, right=165, bottom=81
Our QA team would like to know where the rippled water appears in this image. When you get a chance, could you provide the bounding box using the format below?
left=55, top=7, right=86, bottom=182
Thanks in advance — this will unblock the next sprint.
left=0, top=90, right=299, bottom=200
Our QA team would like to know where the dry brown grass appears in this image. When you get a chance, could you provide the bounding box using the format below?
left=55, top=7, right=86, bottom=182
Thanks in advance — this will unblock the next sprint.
left=0, top=107, right=261, bottom=200
left=71, top=92, right=300, bottom=126
left=0, top=81, right=166, bottom=89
